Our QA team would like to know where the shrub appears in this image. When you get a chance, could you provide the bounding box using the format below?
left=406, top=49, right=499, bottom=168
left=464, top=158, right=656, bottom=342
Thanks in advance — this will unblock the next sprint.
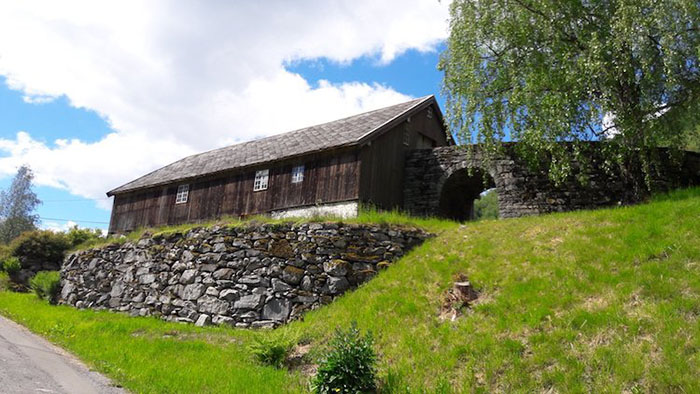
left=30, top=271, right=61, bottom=304
left=2, top=257, right=21, bottom=277
left=313, top=322, right=377, bottom=394
left=66, top=226, right=104, bottom=249
left=9, top=230, right=71, bottom=268
left=249, top=334, right=294, bottom=369
left=474, top=189, right=499, bottom=220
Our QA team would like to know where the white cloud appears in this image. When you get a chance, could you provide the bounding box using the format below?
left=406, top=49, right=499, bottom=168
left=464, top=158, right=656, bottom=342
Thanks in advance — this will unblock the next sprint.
left=40, top=219, right=106, bottom=234
left=0, top=1, right=449, bottom=209
left=41, top=220, right=77, bottom=233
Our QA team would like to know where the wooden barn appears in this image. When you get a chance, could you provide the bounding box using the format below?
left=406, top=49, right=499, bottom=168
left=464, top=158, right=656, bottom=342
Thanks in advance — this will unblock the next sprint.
left=107, top=95, right=450, bottom=234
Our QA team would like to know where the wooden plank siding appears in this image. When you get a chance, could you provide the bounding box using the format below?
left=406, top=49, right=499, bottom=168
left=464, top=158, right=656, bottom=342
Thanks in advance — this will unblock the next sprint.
left=109, top=149, right=360, bottom=233
left=358, top=104, right=449, bottom=210
left=108, top=103, right=448, bottom=234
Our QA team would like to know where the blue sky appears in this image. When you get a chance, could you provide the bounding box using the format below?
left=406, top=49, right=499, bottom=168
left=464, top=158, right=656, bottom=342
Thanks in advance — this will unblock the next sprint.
left=0, top=2, right=450, bottom=232
left=0, top=79, right=114, bottom=230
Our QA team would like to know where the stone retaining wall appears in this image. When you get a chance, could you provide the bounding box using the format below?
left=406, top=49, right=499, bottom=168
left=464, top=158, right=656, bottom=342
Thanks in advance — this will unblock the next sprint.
left=60, top=222, right=430, bottom=328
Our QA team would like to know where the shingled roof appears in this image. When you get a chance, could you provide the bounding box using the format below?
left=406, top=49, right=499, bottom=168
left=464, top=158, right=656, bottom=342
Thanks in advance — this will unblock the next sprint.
left=108, top=95, right=438, bottom=195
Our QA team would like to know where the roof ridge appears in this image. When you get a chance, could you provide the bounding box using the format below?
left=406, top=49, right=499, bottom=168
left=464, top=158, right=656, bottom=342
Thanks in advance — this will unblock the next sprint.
left=107, top=95, right=436, bottom=196
left=172, top=95, right=430, bottom=161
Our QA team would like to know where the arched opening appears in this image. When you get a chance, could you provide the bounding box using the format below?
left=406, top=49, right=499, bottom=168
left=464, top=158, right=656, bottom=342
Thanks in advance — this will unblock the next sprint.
left=438, top=168, right=496, bottom=221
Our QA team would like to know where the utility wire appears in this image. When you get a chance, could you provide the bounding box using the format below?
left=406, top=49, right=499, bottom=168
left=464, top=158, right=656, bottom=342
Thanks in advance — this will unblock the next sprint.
left=40, top=217, right=109, bottom=225
left=41, top=198, right=111, bottom=203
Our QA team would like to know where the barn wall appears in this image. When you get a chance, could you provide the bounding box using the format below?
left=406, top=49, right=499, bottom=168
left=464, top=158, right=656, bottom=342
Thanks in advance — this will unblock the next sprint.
left=109, top=149, right=360, bottom=233
left=358, top=104, right=449, bottom=210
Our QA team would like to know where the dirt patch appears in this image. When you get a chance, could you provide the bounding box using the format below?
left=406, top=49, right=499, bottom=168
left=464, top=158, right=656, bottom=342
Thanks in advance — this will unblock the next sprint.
left=439, top=274, right=479, bottom=322
left=582, top=294, right=611, bottom=311
left=285, top=343, right=317, bottom=377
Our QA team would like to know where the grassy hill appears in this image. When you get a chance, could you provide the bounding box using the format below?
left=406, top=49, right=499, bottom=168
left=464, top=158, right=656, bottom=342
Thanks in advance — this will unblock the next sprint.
left=0, top=188, right=698, bottom=393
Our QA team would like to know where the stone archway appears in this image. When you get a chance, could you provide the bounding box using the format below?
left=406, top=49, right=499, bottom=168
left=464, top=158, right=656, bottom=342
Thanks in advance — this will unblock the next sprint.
left=437, top=167, right=495, bottom=221
left=403, top=144, right=699, bottom=220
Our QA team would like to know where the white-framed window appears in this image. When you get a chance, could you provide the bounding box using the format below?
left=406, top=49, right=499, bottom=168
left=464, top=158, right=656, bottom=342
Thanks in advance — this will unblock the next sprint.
left=291, top=165, right=304, bottom=183
left=254, top=169, right=269, bottom=191
left=175, top=184, right=189, bottom=204
left=403, top=129, right=410, bottom=146
left=426, top=106, right=434, bottom=119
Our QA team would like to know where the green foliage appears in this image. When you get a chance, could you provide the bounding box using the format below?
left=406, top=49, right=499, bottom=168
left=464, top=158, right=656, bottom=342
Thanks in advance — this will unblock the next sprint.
left=440, top=0, right=700, bottom=185
left=30, top=271, right=61, bottom=304
left=248, top=334, right=294, bottom=369
left=66, top=226, right=103, bottom=249
left=0, top=272, right=9, bottom=291
left=0, top=245, right=10, bottom=264
left=473, top=189, right=499, bottom=220
left=0, top=166, right=41, bottom=244
left=9, top=230, right=71, bottom=268
left=313, top=322, right=377, bottom=394
left=2, top=257, right=21, bottom=277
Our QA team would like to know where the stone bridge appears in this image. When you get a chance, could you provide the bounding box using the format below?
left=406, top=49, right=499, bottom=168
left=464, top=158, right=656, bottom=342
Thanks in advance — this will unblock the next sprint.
left=404, top=144, right=700, bottom=220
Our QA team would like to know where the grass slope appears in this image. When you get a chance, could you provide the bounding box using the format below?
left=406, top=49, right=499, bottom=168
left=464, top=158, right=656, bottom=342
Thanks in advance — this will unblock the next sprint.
left=1, top=189, right=699, bottom=393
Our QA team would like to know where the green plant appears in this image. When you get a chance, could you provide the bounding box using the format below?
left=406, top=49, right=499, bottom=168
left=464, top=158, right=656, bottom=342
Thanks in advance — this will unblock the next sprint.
left=473, top=188, right=499, bottom=221
left=248, top=334, right=294, bottom=369
left=0, top=272, right=10, bottom=291
left=0, top=245, right=10, bottom=266
left=441, top=0, right=700, bottom=185
left=30, top=271, right=61, bottom=304
left=0, top=165, right=41, bottom=244
left=2, top=257, right=21, bottom=278
left=66, top=226, right=104, bottom=249
left=313, top=322, right=377, bottom=394
left=9, top=230, right=71, bottom=268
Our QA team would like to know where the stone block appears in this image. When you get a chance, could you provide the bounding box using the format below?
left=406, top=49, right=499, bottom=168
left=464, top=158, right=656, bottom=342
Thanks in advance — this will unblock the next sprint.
left=233, top=294, right=264, bottom=310
left=197, top=296, right=230, bottom=315
left=180, top=269, right=197, bottom=284
left=262, top=298, right=291, bottom=322
left=212, top=268, right=234, bottom=280
left=326, top=276, right=350, bottom=294
left=180, top=284, right=206, bottom=300
left=219, top=289, right=239, bottom=301
left=323, top=259, right=349, bottom=276
left=195, top=314, right=212, bottom=327
left=281, top=266, right=304, bottom=285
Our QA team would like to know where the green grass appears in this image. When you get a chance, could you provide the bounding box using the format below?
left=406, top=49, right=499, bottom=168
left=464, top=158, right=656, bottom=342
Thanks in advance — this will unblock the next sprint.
left=1, top=188, right=699, bottom=393
left=74, top=206, right=453, bottom=251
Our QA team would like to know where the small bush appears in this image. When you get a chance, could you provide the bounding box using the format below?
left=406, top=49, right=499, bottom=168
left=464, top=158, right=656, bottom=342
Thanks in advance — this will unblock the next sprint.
left=474, top=188, right=499, bottom=220
left=313, top=322, right=377, bottom=394
left=66, top=226, right=104, bottom=249
left=9, top=230, right=71, bottom=267
left=249, top=334, right=294, bottom=369
left=2, top=257, right=21, bottom=277
left=30, top=271, right=61, bottom=304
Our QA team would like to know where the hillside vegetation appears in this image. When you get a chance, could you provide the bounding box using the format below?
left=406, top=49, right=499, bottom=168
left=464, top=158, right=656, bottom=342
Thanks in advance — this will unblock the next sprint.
left=0, top=188, right=698, bottom=393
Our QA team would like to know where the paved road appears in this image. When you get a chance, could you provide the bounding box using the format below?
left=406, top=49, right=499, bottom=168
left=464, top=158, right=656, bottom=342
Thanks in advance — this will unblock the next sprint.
left=0, top=315, right=126, bottom=394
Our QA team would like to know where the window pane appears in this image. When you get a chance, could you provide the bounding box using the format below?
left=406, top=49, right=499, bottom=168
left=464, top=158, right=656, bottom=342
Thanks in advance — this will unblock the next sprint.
left=292, top=165, right=304, bottom=183
left=254, top=169, right=269, bottom=191
left=175, top=184, right=189, bottom=204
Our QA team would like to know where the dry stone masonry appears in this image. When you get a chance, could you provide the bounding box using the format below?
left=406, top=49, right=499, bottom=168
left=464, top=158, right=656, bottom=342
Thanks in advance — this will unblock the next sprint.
left=404, top=144, right=700, bottom=219
left=60, top=222, right=430, bottom=328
